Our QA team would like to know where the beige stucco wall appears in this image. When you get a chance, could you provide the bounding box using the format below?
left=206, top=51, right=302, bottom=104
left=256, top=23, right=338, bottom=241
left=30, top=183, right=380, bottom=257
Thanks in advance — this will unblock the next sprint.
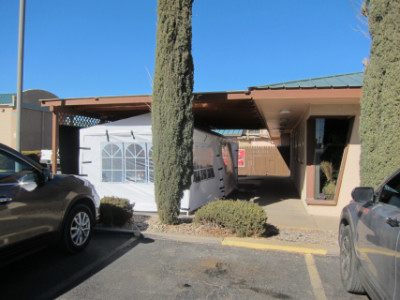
left=0, top=90, right=55, bottom=151
left=291, top=104, right=361, bottom=217
left=291, top=113, right=307, bottom=198
left=0, top=107, right=17, bottom=148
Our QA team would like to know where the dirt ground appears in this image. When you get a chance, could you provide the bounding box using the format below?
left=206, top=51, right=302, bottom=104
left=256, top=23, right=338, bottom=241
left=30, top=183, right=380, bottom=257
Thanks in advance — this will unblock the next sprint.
left=132, top=213, right=339, bottom=246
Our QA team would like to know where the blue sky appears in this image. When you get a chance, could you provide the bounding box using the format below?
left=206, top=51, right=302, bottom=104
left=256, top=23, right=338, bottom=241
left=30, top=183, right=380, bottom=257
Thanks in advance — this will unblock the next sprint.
left=0, top=1, right=370, bottom=98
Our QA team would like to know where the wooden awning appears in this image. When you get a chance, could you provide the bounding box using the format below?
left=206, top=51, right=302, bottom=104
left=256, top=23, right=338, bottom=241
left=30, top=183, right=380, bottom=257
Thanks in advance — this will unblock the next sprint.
left=41, top=91, right=266, bottom=130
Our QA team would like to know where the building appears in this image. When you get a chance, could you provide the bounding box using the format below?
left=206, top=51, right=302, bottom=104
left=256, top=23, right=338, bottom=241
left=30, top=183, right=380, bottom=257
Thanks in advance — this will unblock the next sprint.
left=250, top=72, right=363, bottom=216
left=41, top=72, right=363, bottom=217
left=0, top=89, right=57, bottom=151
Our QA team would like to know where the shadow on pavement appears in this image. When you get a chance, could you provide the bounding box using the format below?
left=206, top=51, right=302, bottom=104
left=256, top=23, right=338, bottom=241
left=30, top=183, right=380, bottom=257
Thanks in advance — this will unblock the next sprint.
left=0, top=231, right=153, bottom=300
left=230, top=176, right=300, bottom=205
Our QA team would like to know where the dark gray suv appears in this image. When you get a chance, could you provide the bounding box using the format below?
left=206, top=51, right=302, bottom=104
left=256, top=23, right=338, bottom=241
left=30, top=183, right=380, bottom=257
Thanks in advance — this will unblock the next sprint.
left=0, top=143, right=99, bottom=266
left=339, top=168, right=400, bottom=300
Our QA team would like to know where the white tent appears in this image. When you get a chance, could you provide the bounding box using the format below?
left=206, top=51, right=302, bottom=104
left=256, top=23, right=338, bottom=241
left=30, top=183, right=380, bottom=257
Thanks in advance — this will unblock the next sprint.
left=79, top=113, right=238, bottom=212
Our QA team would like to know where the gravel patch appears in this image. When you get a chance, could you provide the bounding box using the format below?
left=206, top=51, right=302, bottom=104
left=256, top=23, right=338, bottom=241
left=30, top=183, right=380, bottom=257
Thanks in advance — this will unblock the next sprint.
left=133, top=213, right=338, bottom=246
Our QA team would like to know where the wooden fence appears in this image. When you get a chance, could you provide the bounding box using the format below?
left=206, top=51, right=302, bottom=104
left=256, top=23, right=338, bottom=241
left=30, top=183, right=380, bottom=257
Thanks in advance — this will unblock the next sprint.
left=238, top=144, right=290, bottom=176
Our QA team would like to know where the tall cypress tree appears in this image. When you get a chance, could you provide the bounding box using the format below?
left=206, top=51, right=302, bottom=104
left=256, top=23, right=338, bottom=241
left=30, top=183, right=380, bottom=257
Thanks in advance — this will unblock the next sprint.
left=152, top=0, right=194, bottom=224
left=360, top=0, right=400, bottom=187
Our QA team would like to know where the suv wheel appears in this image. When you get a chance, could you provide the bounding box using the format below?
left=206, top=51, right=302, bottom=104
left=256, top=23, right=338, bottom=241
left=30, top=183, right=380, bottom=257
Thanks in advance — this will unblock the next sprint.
left=62, top=204, right=93, bottom=253
left=339, top=224, right=365, bottom=294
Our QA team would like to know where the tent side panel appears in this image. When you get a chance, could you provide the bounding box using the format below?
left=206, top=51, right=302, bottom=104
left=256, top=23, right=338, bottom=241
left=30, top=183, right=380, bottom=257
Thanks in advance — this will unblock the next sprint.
left=79, top=127, right=157, bottom=212
left=187, top=130, right=238, bottom=212
left=79, top=113, right=238, bottom=213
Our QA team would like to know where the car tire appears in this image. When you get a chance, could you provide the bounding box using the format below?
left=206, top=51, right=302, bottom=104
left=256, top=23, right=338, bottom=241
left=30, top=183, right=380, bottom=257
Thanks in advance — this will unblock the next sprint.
left=340, top=224, right=365, bottom=294
left=62, top=203, right=93, bottom=253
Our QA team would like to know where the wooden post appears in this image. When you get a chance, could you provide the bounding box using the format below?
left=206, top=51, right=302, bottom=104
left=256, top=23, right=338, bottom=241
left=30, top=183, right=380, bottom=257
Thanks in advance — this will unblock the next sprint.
left=51, top=109, right=58, bottom=173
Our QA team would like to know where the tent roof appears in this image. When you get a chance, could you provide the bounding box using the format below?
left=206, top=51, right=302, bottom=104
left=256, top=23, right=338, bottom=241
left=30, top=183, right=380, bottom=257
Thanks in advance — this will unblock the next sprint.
left=81, top=112, right=152, bottom=135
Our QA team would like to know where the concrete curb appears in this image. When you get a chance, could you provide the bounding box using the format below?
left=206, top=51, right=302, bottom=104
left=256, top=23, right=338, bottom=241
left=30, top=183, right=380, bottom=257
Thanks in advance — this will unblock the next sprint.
left=142, top=232, right=223, bottom=245
left=139, top=231, right=340, bottom=256
left=94, top=224, right=142, bottom=237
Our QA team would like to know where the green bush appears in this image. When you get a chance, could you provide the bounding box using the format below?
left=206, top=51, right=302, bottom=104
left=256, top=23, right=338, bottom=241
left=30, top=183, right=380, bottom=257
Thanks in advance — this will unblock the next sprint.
left=22, top=151, right=41, bottom=164
left=99, top=197, right=134, bottom=227
left=194, top=200, right=268, bottom=237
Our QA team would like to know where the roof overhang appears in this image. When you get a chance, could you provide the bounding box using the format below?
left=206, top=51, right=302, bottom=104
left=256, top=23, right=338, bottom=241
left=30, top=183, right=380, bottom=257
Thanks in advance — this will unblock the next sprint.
left=251, top=87, right=362, bottom=138
left=41, top=91, right=266, bottom=129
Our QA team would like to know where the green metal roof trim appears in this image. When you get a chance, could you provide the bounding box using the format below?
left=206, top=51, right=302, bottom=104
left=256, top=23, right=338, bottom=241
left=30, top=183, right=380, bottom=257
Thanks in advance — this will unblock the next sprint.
left=251, top=72, right=364, bottom=90
left=212, top=129, right=243, bottom=136
left=0, top=93, right=16, bottom=105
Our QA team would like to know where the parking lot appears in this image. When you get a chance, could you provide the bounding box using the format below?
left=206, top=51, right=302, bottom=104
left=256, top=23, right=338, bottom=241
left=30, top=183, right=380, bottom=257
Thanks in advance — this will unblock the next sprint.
left=0, top=230, right=368, bottom=300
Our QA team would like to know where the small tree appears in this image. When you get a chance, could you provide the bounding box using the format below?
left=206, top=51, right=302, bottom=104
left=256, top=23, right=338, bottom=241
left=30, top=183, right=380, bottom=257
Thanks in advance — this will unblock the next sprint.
left=359, top=0, right=400, bottom=187
left=152, top=0, right=194, bottom=224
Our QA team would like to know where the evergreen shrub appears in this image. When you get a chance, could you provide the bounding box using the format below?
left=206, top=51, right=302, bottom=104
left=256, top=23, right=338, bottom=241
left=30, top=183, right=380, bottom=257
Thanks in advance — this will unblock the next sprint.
left=99, top=197, right=134, bottom=227
left=194, top=200, right=268, bottom=237
left=22, top=151, right=41, bottom=164
left=360, top=0, right=400, bottom=187
left=152, top=0, right=194, bottom=224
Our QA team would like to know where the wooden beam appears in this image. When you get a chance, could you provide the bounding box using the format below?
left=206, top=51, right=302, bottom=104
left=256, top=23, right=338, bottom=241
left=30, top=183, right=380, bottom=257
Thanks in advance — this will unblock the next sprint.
left=251, top=88, right=362, bottom=101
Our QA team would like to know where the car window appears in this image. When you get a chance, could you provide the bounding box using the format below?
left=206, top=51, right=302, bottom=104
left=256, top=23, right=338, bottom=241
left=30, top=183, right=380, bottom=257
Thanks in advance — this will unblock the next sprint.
left=379, top=173, right=400, bottom=208
left=0, top=150, right=34, bottom=180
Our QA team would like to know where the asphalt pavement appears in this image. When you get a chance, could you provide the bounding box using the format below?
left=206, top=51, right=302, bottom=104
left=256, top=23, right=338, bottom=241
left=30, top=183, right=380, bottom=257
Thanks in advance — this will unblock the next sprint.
left=57, top=236, right=366, bottom=300
left=0, top=176, right=358, bottom=300
left=0, top=228, right=368, bottom=300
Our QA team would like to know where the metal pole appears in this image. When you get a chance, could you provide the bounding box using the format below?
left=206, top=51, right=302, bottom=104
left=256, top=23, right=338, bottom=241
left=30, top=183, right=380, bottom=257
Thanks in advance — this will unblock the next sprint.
left=16, top=0, right=26, bottom=151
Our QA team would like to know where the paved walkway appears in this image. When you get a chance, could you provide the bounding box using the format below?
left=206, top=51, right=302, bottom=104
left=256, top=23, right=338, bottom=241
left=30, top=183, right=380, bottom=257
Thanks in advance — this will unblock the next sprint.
left=232, top=176, right=340, bottom=231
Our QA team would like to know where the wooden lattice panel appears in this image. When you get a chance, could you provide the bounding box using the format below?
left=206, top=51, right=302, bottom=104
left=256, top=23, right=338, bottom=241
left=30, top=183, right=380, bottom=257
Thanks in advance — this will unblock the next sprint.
left=58, top=111, right=102, bottom=127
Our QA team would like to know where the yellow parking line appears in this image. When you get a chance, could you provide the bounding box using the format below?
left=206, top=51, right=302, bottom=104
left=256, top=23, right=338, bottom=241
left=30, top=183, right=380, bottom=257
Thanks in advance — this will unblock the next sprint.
left=221, top=238, right=327, bottom=255
left=305, top=253, right=327, bottom=300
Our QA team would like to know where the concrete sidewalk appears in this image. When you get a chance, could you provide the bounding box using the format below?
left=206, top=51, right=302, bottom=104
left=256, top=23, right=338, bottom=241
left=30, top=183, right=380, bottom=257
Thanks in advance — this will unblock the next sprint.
left=261, top=197, right=340, bottom=232
left=232, top=176, right=340, bottom=231
left=224, top=176, right=340, bottom=255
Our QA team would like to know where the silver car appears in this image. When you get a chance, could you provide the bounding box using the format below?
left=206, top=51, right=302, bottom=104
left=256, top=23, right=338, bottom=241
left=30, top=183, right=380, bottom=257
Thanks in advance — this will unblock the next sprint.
left=0, top=143, right=99, bottom=266
left=339, top=168, right=400, bottom=300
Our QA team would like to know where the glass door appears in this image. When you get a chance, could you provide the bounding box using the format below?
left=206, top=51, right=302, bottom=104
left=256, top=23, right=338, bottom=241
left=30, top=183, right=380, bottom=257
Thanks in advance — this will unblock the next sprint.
left=311, top=118, right=351, bottom=200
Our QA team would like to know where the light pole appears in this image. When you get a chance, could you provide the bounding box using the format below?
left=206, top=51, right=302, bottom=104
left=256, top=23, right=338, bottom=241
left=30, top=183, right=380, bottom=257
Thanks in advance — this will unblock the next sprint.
left=16, top=0, right=26, bottom=151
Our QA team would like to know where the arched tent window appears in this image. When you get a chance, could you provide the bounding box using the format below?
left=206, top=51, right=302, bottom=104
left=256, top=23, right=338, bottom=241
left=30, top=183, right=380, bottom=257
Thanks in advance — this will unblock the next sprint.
left=125, top=143, right=146, bottom=182
left=102, top=143, right=123, bottom=182
left=147, top=146, right=154, bottom=183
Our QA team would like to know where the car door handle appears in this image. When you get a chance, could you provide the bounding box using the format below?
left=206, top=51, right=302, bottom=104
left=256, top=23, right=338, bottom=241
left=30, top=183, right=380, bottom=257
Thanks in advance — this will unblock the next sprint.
left=0, top=196, right=12, bottom=204
left=386, top=217, right=400, bottom=227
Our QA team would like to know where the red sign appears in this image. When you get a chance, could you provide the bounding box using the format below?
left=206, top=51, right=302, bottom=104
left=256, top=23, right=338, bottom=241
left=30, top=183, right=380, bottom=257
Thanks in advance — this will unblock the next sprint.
left=238, top=149, right=245, bottom=167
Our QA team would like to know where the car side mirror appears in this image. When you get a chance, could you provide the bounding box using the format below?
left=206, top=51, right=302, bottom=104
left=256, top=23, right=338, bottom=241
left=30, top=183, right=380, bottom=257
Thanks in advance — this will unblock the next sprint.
left=18, top=173, right=38, bottom=192
left=42, top=167, right=54, bottom=182
left=351, top=187, right=374, bottom=203
left=35, top=168, right=53, bottom=186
